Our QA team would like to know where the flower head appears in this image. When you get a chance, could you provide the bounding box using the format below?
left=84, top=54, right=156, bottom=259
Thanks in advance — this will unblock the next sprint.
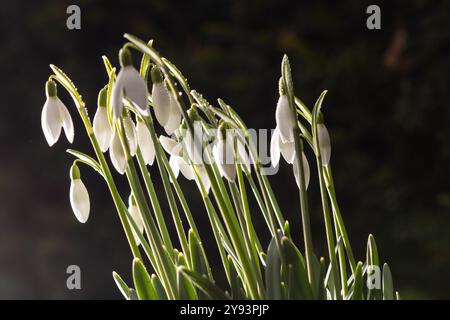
left=317, top=122, right=331, bottom=166
left=151, top=66, right=171, bottom=126
left=110, top=130, right=127, bottom=174
left=69, top=164, right=90, bottom=223
left=93, top=87, right=113, bottom=152
left=270, top=127, right=295, bottom=167
left=41, top=80, right=74, bottom=146
left=136, top=118, right=155, bottom=166
left=275, top=94, right=295, bottom=143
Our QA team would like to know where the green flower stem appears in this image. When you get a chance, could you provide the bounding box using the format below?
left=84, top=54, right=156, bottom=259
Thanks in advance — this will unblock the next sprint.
left=135, top=149, right=174, bottom=254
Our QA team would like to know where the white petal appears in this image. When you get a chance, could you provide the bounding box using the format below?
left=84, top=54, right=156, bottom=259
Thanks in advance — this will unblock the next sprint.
left=111, top=78, right=124, bottom=120
left=57, top=98, right=74, bottom=143
left=123, top=116, right=137, bottom=156
left=270, top=128, right=281, bottom=167
left=293, top=152, right=310, bottom=190
left=214, top=139, right=236, bottom=182
left=169, top=155, right=180, bottom=180
left=177, top=158, right=195, bottom=180
left=159, top=136, right=182, bottom=157
left=136, top=120, right=155, bottom=165
left=93, top=107, right=113, bottom=152
left=317, top=124, right=331, bottom=166
left=70, top=179, right=90, bottom=223
left=121, top=66, right=149, bottom=116
left=197, top=166, right=211, bottom=193
left=129, top=204, right=144, bottom=246
left=280, top=138, right=295, bottom=164
left=164, top=95, right=182, bottom=135
left=237, top=138, right=251, bottom=173
left=275, top=95, right=295, bottom=143
left=41, top=97, right=62, bottom=146
left=110, top=131, right=127, bottom=174
left=151, top=82, right=171, bottom=126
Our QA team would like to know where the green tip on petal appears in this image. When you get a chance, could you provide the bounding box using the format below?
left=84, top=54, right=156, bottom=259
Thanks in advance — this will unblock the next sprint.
left=70, top=163, right=81, bottom=180
left=278, top=77, right=285, bottom=96
left=150, top=66, right=163, bottom=84
left=119, top=47, right=133, bottom=68
left=317, top=111, right=324, bottom=124
left=46, top=80, right=57, bottom=98
left=187, top=104, right=200, bottom=121
left=128, top=193, right=136, bottom=207
left=98, top=86, right=108, bottom=108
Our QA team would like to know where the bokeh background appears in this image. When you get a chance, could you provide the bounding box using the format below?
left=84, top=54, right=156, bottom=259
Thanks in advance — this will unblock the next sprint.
left=1, top=0, right=449, bottom=299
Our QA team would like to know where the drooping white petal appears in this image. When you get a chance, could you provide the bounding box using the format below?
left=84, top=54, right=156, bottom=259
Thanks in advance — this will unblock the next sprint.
left=164, top=95, right=182, bottom=135
left=123, top=116, right=137, bottom=156
left=214, top=138, right=236, bottom=182
left=111, top=78, right=124, bottom=120
left=159, top=136, right=182, bottom=157
left=279, top=138, right=295, bottom=164
left=317, top=123, right=331, bottom=166
left=57, top=98, right=74, bottom=143
left=110, top=131, right=127, bottom=174
left=93, top=106, right=113, bottom=152
left=41, top=97, right=62, bottom=146
left=270, top=128, right=281, bottom=167
left=275, top=95, right=295, bottom=143
left=128, top=204, right=144, bottom=246
left=70, top=179, right=90, bottom=223
left=151, top=82, right=171, bottom=126
left=197, top=165, right=211, bottom=194
left=177, top=158, right=195, bottom=180
left=136, top=120, right=155, bottom=165
left=293, top=152, right=310, bottom=190
left=182, top=127, right=203, bottom=165
left=120, top=66, right=149, bottom=116
left=169, top=155, right=180, bottom=180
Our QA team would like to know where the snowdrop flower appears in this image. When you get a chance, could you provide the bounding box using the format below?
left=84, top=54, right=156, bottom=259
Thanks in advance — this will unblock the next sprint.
left=317, top=122, right=331, bottom=166
left=293, top=152, right=311, bottom=190
left=110, top=130, right=127, bottom=174
left=122, top=115, right=138, bottom=156
left=93, top=87, right=113, bottom=152
left=69, top=164, right=90, bottom=223
left=151, top=66, right=171, bottom=127
left=270, top=127, right=295, bottom=167
left=160, top=135, right=194, bottom=180
left=128, top=195, right=144, bottom=246
left=111, top=48, right=149, bottom=120
left=213, top=126, right=236, bottom=182
left=164, top=94, right=182, bottom=135
left=41, top=80, right=74, bottom=146
left=275, top=94, right=295, bottom=143
left=136, top=119, right=155, bottom=166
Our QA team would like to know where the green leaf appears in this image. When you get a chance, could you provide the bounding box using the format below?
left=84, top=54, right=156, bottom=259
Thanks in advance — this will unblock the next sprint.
left=228, top=256, right=246, bottom=300
left=318, top=257, right=327, bottom=300
left=112, top=271, right=133, bottom=300
left=162, top=57, right=191, bottom=96
left=265, top=237, right=282, bottom=300
left=102, top=55, right=113, bottom=75
left=189, top=229, right=209, bottom=278
left=50, top=65, right=84, bottom=110
left=352, top=262, right=364, bottom=300
left=311, top=90, right=328, bottom=156
left=132, top=258, right=158, bottom=300
left=67, top=149, right=103, bottom=175
left=281, top=236, right=313, bottom=300
left=124, top=34, right=163, bottom=66
left=382, top=263, right=395, bottom=300
left=139, top=40, right=154, bottom=80
left=177, top=253, right=198, bottom=300
left=366, top=234, right=381, bottom=300
left=151, top=274, right=168, bottom=300
left=179, top=267, right=230, bottom=300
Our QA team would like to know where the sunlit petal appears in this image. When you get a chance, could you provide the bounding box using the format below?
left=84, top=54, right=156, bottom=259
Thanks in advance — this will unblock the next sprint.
left=151, top=82, right=171, bottom=126
left=41, top=97, right=62, bottom=146
left=136, top=120, right=155, bottom=165
left=93, top=106, right=113, bottom=152
left=70, top=179, right=90, bottom=223
left=275, top=94, right=295, bottom=143
left=110, top=131, right=127, bottom=174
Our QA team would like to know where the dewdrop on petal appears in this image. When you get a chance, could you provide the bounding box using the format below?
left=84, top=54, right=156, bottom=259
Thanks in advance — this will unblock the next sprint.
left=69, top=164, right=90, bottom=223
left=110, top=130, right=127, bottom=174
left=151, top=66, right=171, bottom=126
left=112, top=48, right=149, bottom=119
left=128, top=195, right=144, bottom=246
left=41, top=80, right=74, bottom=146
left=293, top=152, right=310, bottom=190
left=93, top=87, right=113, bottom=152
left=136, top=118, right=155, bottom=166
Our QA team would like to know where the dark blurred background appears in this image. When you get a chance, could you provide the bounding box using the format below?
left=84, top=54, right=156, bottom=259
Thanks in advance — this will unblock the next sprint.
left=1, top=0, right=449, bottom=299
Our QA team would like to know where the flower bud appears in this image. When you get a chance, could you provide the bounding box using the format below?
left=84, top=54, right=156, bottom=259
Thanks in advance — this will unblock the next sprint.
left=69, top=164, right=90, bottom=223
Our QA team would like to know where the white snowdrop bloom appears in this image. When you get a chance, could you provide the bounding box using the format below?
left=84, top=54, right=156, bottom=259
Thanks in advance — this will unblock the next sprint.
left=164, top=95, right=182, bottom=135
left=196, top=165, right=211, bottom=194
left=69, top=164, right=90, bottom=223
left=317, top=123, right=331, bottom=166
left=112, top=48, right=149, bottom=119
left=168, top=155, right=195, bottom=181
left=159, top=136, right=183, bottom=157
left=110, top=130, right=127, bottom=174
left=213, top=130, right=236, bottom=183
left=151, top=66, right=171, bottom=127
left=275, top=94, right=295, bottom=143
left=128, top=195, right=144, bottom=246
left=136, top=119, right=155, bottom=166
left=270, top=127, right=295, bottom=167
left=123, top=115, right=137, bottom=156
left=293, top=152, right=310, bottom=190
left=41, top=80, right=74, bottom=146
left=93, top=88, right=113, bottom=152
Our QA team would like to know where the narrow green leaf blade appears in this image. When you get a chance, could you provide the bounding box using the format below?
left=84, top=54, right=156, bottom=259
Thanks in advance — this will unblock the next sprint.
left=132, top=258, right=158, bottom=300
